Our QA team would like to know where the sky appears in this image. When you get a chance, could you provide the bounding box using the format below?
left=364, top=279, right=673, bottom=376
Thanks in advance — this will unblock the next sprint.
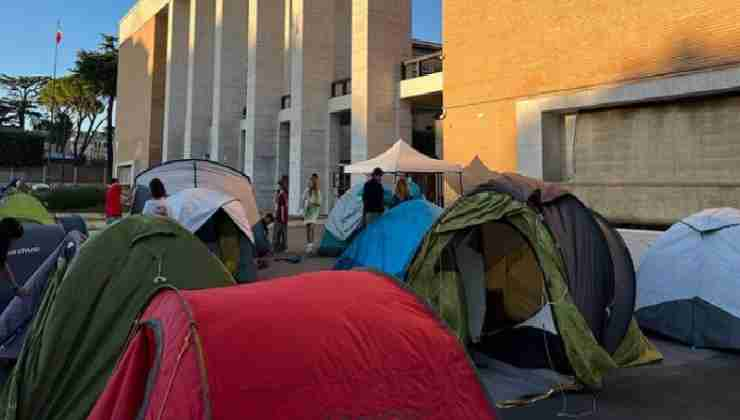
left=0, top=0, right=441, bottom=78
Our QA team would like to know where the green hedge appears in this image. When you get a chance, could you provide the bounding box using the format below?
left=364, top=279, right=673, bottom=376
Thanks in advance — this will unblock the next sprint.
left=34, top=186, right=106, bottom=212
left=0, top=130, right=44, bottom=167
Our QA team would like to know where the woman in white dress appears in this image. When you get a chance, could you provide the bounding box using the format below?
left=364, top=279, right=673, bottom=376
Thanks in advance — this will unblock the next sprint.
left=301, top=174, right=321, bottom=253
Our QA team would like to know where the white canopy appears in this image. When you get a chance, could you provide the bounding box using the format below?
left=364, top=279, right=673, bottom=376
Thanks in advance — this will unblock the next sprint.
left=343, top=140, right=463, bottom=174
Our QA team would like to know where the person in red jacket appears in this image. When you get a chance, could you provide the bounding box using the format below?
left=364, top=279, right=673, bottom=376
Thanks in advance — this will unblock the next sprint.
left=105, top=178, right=123, bottom=225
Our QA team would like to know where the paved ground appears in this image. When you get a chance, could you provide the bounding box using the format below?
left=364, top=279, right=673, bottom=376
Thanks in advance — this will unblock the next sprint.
left=257, top=224, right=336, bottom=280
left=499, top=338, right=740, bottom=420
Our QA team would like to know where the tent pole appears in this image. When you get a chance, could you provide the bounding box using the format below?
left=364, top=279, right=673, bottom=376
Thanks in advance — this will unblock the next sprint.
left=459, top=173, right=464, bottom=195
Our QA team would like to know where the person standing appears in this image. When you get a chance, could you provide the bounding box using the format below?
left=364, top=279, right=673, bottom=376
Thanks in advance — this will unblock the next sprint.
left=391, top=176, right=411, bottom=208
left=302, top=174, right=321, bottom=254
left=363, top=167, right=385, bottom=225
left=142, top=178, right=172, bottom=217
left=273, top=179, right=289, bottom=253
left=105, top=178, right=123, bottom=225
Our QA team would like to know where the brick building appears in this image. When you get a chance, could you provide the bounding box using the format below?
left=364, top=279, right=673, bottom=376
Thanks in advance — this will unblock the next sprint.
left=442, top=0, right=740, bottom=225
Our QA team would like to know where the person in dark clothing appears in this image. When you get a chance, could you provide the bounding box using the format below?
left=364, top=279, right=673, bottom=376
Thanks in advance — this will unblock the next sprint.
left=0, top=218, right=28, bottom=296
left=363, top=167, right=385, bottom=226
left=273, top=179, right=289, bottom=253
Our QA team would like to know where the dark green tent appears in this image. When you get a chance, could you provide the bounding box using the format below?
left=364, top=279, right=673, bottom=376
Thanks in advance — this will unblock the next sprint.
left=407, top=174, right=661, bottom=390
left=0, top=216, right=235, bottom=420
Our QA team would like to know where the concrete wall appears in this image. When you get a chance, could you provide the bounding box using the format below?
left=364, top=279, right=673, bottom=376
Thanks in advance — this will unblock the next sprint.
left=352, top=0, right=412, bottom=175
left=562, top=95, right=740, bottom=224
left=290, top=0, right=336, bottom=214
left=115, top=10, right=168, bottom=175
left=443, top=0, right=740, bottom=220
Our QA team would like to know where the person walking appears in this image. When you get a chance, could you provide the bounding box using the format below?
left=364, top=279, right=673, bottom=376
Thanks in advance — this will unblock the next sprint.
left=301, top=174, right=321, bottom=254
left=273, top=179, right=289, bottom=253
left=391, top=176, right=411, bottom=208
left=142, top=178, right=172, bottom=218
left=363, top=167, right=385, bottom=226
left=105, top=178, right=123, bottom=225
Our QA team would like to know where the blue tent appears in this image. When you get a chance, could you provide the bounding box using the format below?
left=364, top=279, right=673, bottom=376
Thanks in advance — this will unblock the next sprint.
left=334, top=199, right=443, bottom=279
left=318, top=182, right=417, bottom=257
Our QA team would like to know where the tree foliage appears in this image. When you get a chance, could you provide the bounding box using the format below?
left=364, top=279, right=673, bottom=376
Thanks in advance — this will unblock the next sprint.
left=0, top=75, right=49, bottom=129
left=74, top=34, right=118, bottom=178
left=39, top=75, right=105, bottom=164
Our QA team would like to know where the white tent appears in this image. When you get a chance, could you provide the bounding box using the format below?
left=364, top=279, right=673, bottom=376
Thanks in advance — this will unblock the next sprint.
left=343, top=140, right=463, bottom=174
left=132, top=159, right=260, bottom=228
left=636, top=207, right=740, bottom=349
left=166, top=188, right=254, bottom=242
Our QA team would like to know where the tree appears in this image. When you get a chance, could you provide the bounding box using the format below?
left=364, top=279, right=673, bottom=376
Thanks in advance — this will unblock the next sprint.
left=39, top=75, right=105, bottom=165
left=0, top=99, right=14, bottom=126
left=33, top=112, right=73, bottom=151
left=74, top=34, right=118, bottom=180
left=0, top=75, right=49, bottom=129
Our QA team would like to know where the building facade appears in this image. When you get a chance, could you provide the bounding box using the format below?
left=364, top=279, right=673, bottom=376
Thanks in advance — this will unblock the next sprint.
left=116, top=0, right=443, bottom=214
left=443, top=0, right=740, bottom=225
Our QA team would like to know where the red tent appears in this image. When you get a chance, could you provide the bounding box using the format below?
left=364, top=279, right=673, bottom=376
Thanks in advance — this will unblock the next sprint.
left=88, top=271, right=497, bottom=420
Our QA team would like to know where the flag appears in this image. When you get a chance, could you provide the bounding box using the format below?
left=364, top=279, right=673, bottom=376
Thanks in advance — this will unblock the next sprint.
left=55, top=22, right=63, bottom=45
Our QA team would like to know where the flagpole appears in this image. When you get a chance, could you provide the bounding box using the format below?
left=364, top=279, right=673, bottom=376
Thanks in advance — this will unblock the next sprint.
left=51, top=21, right=59, bottom=149
left=52, top=20, right=62, bottom=181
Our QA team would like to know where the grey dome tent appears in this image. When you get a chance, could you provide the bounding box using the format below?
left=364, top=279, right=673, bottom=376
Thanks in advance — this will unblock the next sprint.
left=406, top=173, right=661, bottom=389
left=131, top=159, right=260, bottom=229
left=131, top=160, right=263, bottom=282
left=637, top=208, right=740, bottom=350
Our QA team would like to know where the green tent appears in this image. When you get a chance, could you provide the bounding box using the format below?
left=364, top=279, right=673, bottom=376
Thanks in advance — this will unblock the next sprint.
left=0, top=192, right=54, bottom=225
left=407, top=174, right=661, bottom=390
left=0, top=216, right=236, bottom=420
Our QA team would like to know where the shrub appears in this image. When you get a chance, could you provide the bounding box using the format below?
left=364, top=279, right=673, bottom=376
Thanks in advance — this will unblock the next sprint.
left=34, top=185, right=106, bottom=212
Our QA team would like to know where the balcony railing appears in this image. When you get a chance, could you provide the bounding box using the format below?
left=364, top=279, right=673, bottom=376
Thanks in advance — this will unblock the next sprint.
left=402, top=51, right=443, bottom=80
left=331, top=78, right=352, bottom=97
left=281, top=95, right=291, bottom=110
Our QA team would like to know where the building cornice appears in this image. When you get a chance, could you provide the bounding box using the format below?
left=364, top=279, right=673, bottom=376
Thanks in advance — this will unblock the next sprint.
left=119, top=0, right=169, bottom=42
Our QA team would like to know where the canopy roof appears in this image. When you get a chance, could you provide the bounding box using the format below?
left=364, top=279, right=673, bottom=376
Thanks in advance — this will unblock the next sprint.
left=133, top=160, right=260, bottom=227
left=344, top=140, right=463, bottom=174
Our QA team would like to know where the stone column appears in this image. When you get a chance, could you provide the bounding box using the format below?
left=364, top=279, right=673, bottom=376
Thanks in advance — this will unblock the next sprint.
left=289, top=0, right=336, bottom=215
left=162, top=0, right=190, bottom=161
left=184, top=0, right=216, bottom=159
left=351, top=0, right=412, bottom=167
left=211, top=0, right=249, bottom=168
left=245, top=0, right=285, bottom=209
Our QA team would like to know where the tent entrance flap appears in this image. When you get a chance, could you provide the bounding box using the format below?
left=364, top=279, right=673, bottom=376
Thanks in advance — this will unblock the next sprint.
left=456, top=220, right=568, bottom=372
left=456, top=221, right=548, bottom=343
